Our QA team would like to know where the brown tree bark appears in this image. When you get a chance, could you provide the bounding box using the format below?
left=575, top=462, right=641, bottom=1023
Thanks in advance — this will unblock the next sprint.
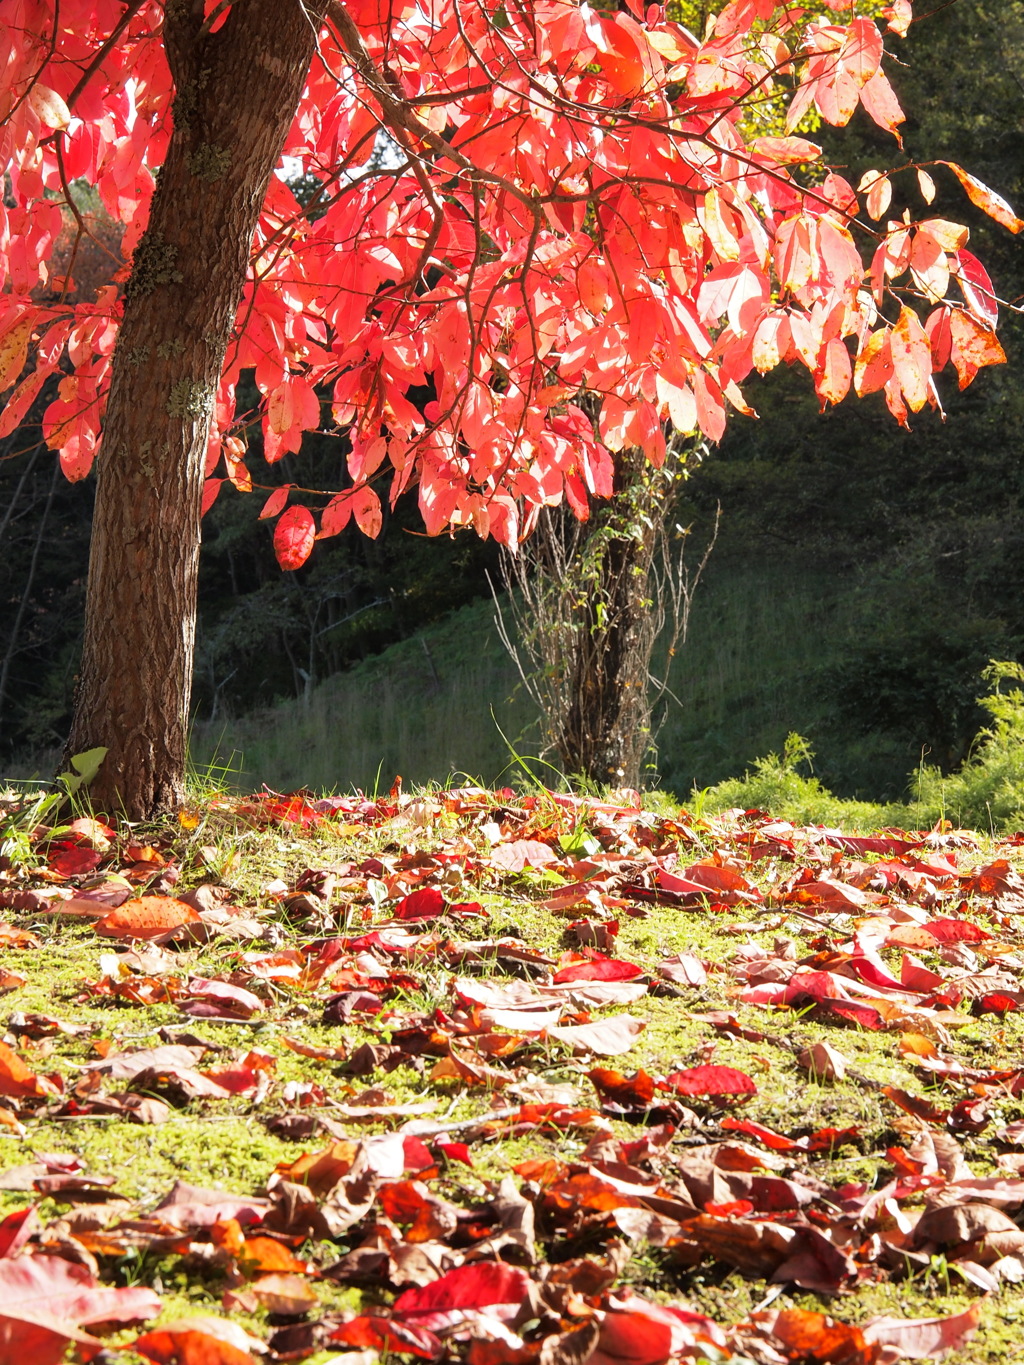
left=64, top=0, right=327, bottom=819
left=498, top=437, right=714, bottom=792
left=557, top=449, right=660, bottom=789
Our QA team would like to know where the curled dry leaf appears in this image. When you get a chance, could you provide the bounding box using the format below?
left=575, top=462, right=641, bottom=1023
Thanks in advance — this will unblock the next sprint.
left=797, top=1041, right=849, bottom=1082
left=547, top=1014, right=647, bottom=1057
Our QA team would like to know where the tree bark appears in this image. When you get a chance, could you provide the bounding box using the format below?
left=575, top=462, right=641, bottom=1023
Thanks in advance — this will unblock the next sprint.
left=64, top=0, right=326, bottom=818
left=558, top=449, right=659, bottom=788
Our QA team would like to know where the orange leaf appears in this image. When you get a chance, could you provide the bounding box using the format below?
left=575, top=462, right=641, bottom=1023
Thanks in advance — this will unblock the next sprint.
left=94, top=896, right=202, bottom=940
left=890, top=304, right=931, bottom=411
left=351, top=484, right=382, bottom=538
left=948, top=308, right=1007, bottom=389
left=853, top=328, right=893, bottom=396
left=814, top=337, right=852, bottom=407
left=134, top=1318, right=259, bottom=1365
left=0, top=1039, right=58, bottom=1098
left=945, top=162, right=1024, bottom=234
left=238, top=1236, right=308, bottom=1275
left=0, top=316, right=33, bottom=391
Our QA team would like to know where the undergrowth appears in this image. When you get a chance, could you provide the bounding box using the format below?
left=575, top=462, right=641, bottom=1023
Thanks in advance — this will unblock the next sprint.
left=701, top=662, right=1024, bottom=834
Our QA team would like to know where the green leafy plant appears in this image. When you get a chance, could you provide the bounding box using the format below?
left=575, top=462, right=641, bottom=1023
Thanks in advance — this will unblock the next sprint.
left=57, top=745, right=108, bottom=798
left=912, top=662, right=1024, bottom=831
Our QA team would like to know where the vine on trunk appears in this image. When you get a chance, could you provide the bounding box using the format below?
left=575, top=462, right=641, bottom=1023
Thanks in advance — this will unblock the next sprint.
left=496, top=439, right=717, bottom=790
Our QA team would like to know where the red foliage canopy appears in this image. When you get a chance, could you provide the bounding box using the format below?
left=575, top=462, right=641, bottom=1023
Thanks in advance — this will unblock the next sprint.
left=1, top=0, right=1018, bottom=563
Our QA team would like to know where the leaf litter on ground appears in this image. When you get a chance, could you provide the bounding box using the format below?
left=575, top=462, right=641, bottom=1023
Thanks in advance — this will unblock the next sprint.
left=2, top=782, right=1024, bottom=1359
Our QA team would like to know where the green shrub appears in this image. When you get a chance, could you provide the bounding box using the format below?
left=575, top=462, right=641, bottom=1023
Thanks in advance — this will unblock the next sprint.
left=702, top=733, right=898, bottom=830
left=912, top=662, right=1024, bottom=832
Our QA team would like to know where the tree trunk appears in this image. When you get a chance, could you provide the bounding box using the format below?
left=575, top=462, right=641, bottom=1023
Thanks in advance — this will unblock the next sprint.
left=497, top=437, right=713, bottom=792
left=557, top=449, right=659, bottom=788
left=63, top=0, right=326, bottom=819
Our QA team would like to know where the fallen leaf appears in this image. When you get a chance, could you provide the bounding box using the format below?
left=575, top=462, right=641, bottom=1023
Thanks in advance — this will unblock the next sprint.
left=861, top=1301, right=982, bottom=1358
left=0, top=1254, right=160, bottom=1365
left=94, top=896, right=201, bottom=939
left=0, top=1040, right=58, bottom=1099
left=490, top=839, right=559, bottom=871
left=553, top=953, right=644, bottom=984
left=547, top=1015, right=647, bottom=1056
left=134, top=1315, right=265, bottom=1365
left=394, top=1260, right=532, bottom=1331
left=797, top=1041, right=849, bottom=1082
left=661, top=1065, right=757, bottom=1098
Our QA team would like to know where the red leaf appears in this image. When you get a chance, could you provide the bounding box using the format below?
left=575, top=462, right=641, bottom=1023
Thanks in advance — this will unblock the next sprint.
left=273, top=505, right=316, bottom=570
left=394, top=886, right=446, bottom=921
left=553, top=953, right=643, bottom=984
left=704, top=1199, right=754, bottom=1217
left=954, top=248, right=999, bottom=327
left=0, top=1255, right=160, bottom=1365
left=820, top=999, right=886, bottom=1030
left=46, top=846, right=101, bottom=877
left=394, top=1261, right=531, bottom=1331
left=258, top=485, right=290, bottom=519
left=661, top=1065, right=757, bottom=1097
left=978, top=993, right=1018, bottom=1015
left=721, top=1116, right=800, bottom=1152
left=0, top=1206, right=39, bottom=1259
left=593, top=1293, right=726, bottom=1365
left=435, top=1141, right=473, bottom=1168
left=201, top=477, right=224, bottom=515
left=329, top=1315, right=440, bottom=1359
left=921, top=916, right=990, bottom=943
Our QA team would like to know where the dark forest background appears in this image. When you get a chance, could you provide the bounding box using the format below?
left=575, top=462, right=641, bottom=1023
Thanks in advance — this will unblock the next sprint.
left=2, top=0, right=1022, bottom=800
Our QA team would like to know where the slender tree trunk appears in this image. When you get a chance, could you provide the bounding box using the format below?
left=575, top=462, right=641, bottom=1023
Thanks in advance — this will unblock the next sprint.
left=63, top=0, right=326, bottom=818
left=558, top=450, right=659, bottom=788
left=497, top=437, right=713, bottom=791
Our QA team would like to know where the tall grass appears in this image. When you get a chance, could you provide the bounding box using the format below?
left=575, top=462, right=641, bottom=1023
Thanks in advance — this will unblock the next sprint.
left=650, top=556, right=848, bottom=792
left=190, top=560, right=840, bottom=797
left=190, top=599, right=540, bottom=792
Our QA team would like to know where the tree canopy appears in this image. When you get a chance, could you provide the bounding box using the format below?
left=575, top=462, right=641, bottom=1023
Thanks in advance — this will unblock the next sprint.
left=3, top=0, right=1015, bottom=553
left=1, top=0, right=1019, bottom=815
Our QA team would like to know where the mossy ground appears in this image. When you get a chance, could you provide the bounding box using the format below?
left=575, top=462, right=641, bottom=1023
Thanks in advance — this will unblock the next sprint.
left=3, top=789, right=1024, bottom=1362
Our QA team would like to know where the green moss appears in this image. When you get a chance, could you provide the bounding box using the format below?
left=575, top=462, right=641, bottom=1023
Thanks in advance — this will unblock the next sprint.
left=166, top=378, right=213, bottom=420
left=125, top=233, right=183, bottom=301
left=188, top=144, right=232, bottom=184
left=3, top=787, right=1024, bottom=1359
